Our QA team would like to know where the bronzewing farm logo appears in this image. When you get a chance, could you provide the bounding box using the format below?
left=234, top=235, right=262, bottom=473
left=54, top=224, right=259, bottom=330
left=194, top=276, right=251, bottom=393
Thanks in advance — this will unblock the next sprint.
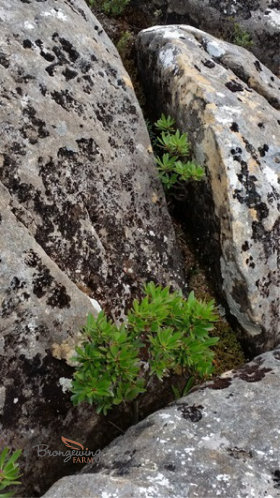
left=33, top=436, right=101, bottom=464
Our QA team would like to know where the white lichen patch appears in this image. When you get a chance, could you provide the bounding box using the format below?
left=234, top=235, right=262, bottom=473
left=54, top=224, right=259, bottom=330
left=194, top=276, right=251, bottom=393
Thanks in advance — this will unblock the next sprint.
left=59, top=377, right=73, bottom=393
left=42, top=8, right=67, bottom=21
left=159, top=48, right=176, bottom=69
left=266, top=10, right=280, bottom=29
left=206, top=41, right=225, bottom=58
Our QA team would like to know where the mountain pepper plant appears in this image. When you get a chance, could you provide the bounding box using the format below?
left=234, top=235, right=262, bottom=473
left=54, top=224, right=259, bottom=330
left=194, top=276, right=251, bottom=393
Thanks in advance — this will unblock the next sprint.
left=0, top=448, right=22, bottom=498
left=71, top=282, right=219, bottom=415
left=153, top=114, right=205, bottom=190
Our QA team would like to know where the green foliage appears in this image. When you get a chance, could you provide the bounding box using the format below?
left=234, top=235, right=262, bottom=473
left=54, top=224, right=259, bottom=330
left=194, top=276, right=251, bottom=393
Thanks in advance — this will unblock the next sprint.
left=71, top=312, right=145, bottom=415
left=89, top=0, right=130, bottom=15
left=71, top=283, right=219, bottom=415
left=117, top=31, right=133, bottom=59
left=158, top=130, right=190, bottom=157
left=0, top=448, right=22, bottom=498
left=152, top=114, right=205, bottom=190
left=155, top=113, right=176, bottom=133
left=233, top=23, right=253, bottom=48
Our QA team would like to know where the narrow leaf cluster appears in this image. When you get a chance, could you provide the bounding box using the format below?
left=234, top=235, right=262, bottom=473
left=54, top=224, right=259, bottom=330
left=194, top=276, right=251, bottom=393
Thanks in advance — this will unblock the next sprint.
left=0, top=448, right=22, bottom=498
left=233, top=23, right=253, bottom=48
left=153, top=114, right=205, bottom=189
left=87, top=0, right=131, bottom=16
left=71, top=283, right=219, bottom=415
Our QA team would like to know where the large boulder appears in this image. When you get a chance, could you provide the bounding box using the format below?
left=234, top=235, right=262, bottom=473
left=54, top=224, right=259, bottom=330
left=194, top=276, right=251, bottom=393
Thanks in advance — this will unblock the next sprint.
left=0, top=1, right=185, bottom=495
left=0, top=182, right=102, bottom=495
left=0, top=0, right=184, bottom=320
left=137, top=25, right=280, bottom=352
left=43, top=348, right=280, bottom=497
left=136, top=0, right=280, bottom=75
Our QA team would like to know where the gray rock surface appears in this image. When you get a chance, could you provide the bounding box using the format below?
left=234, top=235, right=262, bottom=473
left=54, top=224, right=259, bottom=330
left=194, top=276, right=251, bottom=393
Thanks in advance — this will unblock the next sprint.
left=0, top=1, right=185, bottom=495
left=43, top=349, right=280, bottom=498
left=0, top=0, right=184, bottom=320
left=141, top=0, right=280, bottom=75
left=137, top=25, right=280, bottom=351
left=0, top=182, right=102, bottom=496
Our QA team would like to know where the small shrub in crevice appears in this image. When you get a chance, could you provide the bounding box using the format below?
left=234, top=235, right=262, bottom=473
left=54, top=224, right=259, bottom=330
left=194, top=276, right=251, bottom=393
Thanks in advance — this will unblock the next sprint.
left=153, top=114, right=205, bottom=191
left=0, top=448, right=22, bottom=498
left=232, top=23, right=253, bottom=48
left=87, top=0, right=131, bottom=16
left=71, top=282, right=218, bottom=415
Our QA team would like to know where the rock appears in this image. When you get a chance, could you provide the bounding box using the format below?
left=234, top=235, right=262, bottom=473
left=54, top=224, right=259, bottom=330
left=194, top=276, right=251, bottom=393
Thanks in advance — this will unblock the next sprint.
left=138, top=0, right=280, bottom=75
left=43, top=349, right=280, bottom=498
left=0, top=0, right=184, bottom=321
left=0, top=182, right=102, bottom=495
left=137, top=25, right=280, bottom=351
left=0, top=1, right=185, bottom=495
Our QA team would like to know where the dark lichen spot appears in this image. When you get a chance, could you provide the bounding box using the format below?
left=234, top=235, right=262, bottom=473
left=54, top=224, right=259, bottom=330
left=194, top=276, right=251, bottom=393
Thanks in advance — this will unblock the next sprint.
left=242, top=241, right=249, bottom=251
left=202, top=59, right=215, bottom=68
left=46, top=283, right=71, bottom=308
left=208, top=377, right=232, bottom=389
left=164, top=463, right=176, bottom=471
left=32, top=266, right=54, bottom=298
left=0, top=52, right=10, bottom=68
left=251, top=217, right=279, bottom=261
left=225, top=80, right=244, bottom=92
left=80, top=60, right=92, bottom=73
left=45, top=63, right=58, bottom=76
left=39, top=84, right=47, bottom=96
left=234, top=364, right=272, bottom=382
left=177, top=403, right=203, bottom=422
left=258, top=122, right=264, bottom=128
left=23, top=39, right=32, bottom=49
left=40, top=50, right=55, bottom=62
left=231, top=146, right=242, bottom=156
left=254, top=60, right=262, bottom=72
left=258, top=144, right=269, bottom=157
left=62, top=67, right=78, bottom=81
left=59, top=37, right=79, bottom=62
left=272, top=470, right=280, bottom=488
left=230, top=122, right=239, bottom=132
left=226, top=447, right=253, bottom=460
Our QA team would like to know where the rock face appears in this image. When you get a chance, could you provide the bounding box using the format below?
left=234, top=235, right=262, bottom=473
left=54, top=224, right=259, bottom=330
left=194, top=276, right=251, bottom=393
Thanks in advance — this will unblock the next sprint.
left=0, top=1, right=185, bottom=495
left=0, top=0, right=184, bottom=320
left=0, top=182, right=102, bottom=495
left=141, top=0, right=280, bottom=75
left=43, top=349, right=280, bottom=498
left=137, top=25, right=280, bottom=352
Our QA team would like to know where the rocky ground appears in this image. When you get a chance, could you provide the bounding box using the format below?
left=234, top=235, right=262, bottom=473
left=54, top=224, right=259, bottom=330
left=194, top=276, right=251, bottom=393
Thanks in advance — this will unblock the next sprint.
left=0, top=0, right=279, bottom=496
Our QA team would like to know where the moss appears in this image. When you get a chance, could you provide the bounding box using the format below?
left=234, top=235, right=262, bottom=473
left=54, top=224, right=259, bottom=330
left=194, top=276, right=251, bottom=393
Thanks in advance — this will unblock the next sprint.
left=211, top=319, right=246, bottom=374
left=189, top=267, right=245, bottom=375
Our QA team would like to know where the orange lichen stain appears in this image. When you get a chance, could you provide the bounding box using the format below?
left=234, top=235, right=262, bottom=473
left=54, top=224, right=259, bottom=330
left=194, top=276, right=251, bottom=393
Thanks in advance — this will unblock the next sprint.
left=122, top=75, right=133, bottom=89
left=177, top=54, right=214, bottom=89
left=203, top=103, right=217, bottom=126
left=249, top=208, right=258, bottom=221
left=248, top=158, right=259, bottom=173
left=151, top=192, right=159, bottom=204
